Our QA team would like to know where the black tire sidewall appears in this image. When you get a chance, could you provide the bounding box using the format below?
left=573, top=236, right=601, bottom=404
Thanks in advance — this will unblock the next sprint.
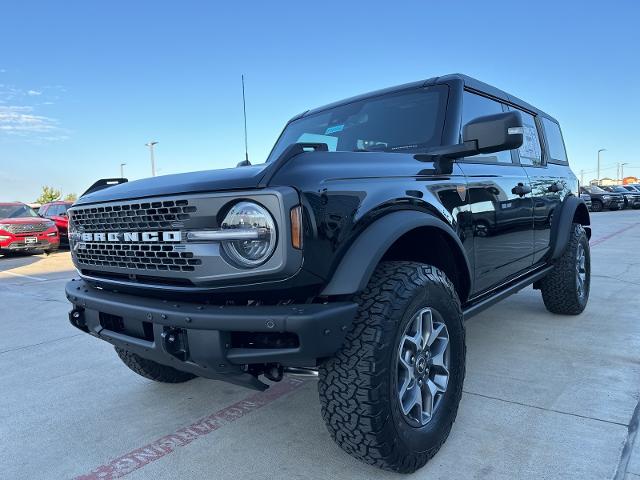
left=575, top=230, right=591, bottom=308
left=388, top=274, right=465, bottom=454
left=592, top=200, right=603, bottom=212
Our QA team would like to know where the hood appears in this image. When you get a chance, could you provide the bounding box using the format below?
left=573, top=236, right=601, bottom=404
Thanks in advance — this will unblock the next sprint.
left=0, top=217, right=49, bottom=224
left=75, top=163, right=272, bottom=206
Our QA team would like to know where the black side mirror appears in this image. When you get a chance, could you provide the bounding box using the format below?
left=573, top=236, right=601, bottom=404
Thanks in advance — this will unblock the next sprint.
left=462, top=111, right=524, bottom=154
left=415, top=111, right=524, bottom=174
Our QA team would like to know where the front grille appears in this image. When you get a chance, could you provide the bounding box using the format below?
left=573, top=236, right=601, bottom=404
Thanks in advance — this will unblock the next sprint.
left=67, top=190, right=285, bottom=289
left=75, top=242, right=202, bottom=272
left=70, top=200, right=197, bottom=231
left=5, top=223, right=48, bottom=234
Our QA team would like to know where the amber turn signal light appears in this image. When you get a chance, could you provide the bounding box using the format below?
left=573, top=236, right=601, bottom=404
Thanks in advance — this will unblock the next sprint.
left=290, top=205, right=303, bottom=249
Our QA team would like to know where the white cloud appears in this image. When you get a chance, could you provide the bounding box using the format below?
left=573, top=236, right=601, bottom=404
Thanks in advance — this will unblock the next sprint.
left=0, top=83, right=68, bottom=141
left=0, top=105, right=60, bottom=135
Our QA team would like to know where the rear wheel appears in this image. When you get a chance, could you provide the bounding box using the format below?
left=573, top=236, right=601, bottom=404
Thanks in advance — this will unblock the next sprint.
left=319, top=261, right=465, bottom=473
left=539, top=223, right=590, bottom=315
left=591, top=200, right=603, bottom=212
left=115, top=347, right=196, bottom=383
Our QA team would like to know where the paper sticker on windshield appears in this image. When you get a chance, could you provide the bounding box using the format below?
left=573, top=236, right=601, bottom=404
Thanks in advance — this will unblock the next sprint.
left=325, top=124, right=344, bottom=135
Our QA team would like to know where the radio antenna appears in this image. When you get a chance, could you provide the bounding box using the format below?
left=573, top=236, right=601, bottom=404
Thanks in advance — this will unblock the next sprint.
left=242, top=74, right=250, bottom=164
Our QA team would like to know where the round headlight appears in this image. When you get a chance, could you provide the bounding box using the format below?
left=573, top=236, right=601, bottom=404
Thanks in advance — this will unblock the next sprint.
left=221, top=201, right=277, bottom=267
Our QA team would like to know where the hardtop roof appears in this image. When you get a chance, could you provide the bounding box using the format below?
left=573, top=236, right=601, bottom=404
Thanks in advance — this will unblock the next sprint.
left=299, top=73, right=558, bottom=124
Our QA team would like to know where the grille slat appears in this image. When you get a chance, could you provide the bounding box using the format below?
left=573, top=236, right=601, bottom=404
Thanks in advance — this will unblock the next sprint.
left=5, top=223, right=49, bottom=234
left=69, top=200, right=196, bottom=231
left=74, top=242, right=201, bottom=272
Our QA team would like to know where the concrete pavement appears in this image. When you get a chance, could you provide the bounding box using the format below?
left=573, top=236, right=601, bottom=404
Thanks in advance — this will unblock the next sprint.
left=1, top=210, right=639, bottom=479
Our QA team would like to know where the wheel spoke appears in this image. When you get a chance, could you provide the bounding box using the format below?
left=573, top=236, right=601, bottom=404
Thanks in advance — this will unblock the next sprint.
left=431, top=371, right=449, bottom=392
left=422, top=379, right=437, bottom=419
left=401, top=384, right=422, bottom=416
left=426, top=322, right=445, bottom=347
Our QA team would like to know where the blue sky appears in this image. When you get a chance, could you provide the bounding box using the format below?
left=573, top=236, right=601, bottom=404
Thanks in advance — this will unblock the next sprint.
left=1, top=0, right=639, bottom=202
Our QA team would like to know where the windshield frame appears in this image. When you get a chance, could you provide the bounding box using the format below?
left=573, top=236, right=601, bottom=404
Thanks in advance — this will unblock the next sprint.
left=266, top=85, right=448, bottom=163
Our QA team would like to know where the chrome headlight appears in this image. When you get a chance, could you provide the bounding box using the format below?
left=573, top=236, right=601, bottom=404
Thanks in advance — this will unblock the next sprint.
left=220, top=201, right=277, bottom=267
left=602, top=195, right=611, bottom=200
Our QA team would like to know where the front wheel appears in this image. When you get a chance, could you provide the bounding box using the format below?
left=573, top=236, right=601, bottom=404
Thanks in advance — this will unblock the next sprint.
left=591, top=200, right=603, bottom=212
left=539, top=223, right=590, bottom=315
left=319, top=261, right=465, bottom=473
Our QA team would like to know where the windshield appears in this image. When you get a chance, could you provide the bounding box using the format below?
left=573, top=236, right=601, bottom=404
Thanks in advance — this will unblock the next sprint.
left=587, top=186, right=607, bottom=194
left=267, top=86, right=447, bottom=162
left=0, top=204, right=39, bottom=219
left=612, top=187, right=627, bottom=192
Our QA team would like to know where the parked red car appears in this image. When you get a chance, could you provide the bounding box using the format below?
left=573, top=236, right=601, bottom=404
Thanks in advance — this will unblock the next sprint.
left=0, top=202, right=60, bottom=255
left=39, top=201, right=74, bottom=245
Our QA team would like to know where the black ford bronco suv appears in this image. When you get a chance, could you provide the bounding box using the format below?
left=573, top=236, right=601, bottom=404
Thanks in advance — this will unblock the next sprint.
left=66, top=74, right=591, bottom=473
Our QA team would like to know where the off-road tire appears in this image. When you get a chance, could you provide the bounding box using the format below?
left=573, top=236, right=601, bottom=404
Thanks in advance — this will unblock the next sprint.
left=115, top=347, right=196, bottom=383
left=591, top=200, right=603, bottom=212
left=318, top=261, right=465, bottom=473
left=539, top=223, right=590, bottom=315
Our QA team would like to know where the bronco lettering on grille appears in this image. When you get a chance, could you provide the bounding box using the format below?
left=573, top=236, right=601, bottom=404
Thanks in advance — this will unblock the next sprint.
left=79, top=231, right=182, bottom=242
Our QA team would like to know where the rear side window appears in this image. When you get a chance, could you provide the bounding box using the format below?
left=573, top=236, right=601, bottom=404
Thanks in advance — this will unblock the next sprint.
left=461, top=91, right=512, bottom=164
left=541, top=117, right=568, bottom=164
left=512, top=109, right=542, bottom=167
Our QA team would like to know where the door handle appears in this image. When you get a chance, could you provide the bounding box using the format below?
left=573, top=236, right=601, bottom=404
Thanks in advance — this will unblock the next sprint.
left=511, top=183, right=532, bottom=197
left=547, top=182, right=562, bottom=193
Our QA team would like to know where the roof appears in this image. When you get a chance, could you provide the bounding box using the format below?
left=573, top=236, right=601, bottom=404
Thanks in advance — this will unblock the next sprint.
left=41, top=200, right=74, bottom=205
left=300, top=73, right=557, bottom=124
left=0, top=202, right=23, bottom=206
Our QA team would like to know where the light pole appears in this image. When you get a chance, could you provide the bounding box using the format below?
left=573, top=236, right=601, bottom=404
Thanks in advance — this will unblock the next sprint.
left=597, top=148, right=606, bottom=185
left=621, top=162, right=629, bottom=183
left=120, top=163, right=127, bottom=178
left=145, top=141, right=159, bottom=177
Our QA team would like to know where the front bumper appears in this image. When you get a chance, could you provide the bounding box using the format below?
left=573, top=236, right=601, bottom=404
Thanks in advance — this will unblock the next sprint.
left=0, top=233, right=59, bottom=251
left=65, top=279, right=357, bottom=390
left=605, top=199, right=624, bottom=209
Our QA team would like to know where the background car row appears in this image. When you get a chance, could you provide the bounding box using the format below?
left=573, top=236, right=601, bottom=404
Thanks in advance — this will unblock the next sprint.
left=0, top=201, right=72, bottom=256
left=579, top=184, right=640, bottom=212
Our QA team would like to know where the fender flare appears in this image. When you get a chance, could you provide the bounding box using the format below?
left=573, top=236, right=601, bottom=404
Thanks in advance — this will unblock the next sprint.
left=549, top=195, right=591, bottom=260
left=321, top=210, right=472, bottom=297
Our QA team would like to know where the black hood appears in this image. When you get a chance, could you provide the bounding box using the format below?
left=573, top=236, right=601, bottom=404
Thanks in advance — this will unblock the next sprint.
left=75, top=164, right=272, bottom=205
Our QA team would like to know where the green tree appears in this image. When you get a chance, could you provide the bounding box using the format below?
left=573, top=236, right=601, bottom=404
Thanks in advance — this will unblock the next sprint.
left=64, top=192, right=78, bottom=202
left=35, top=186, right=62, bottom=204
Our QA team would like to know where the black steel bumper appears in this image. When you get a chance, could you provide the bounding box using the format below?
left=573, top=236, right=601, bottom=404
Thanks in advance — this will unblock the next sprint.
left=65, top=279, right=357, bottom=390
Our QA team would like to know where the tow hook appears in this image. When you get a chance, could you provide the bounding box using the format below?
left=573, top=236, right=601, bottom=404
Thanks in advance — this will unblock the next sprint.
left=161, top=327, right=189, bottom=361
left=264, top=363, right=284, bottom=382
left=69, top=308, right=87, bottom=332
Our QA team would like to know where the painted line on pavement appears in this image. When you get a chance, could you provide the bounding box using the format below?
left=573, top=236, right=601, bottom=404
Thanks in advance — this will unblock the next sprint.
left=590, top=222, right=639, bottom=247
left=0, top=270, right=47, bottom=281
left=72, top=377, right=308, bottom=480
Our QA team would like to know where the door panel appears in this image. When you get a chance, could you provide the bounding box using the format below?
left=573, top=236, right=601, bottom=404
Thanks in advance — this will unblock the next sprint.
left=457, top=162, right=534, bottom=294
left=522, top=164, right=568, bottom=263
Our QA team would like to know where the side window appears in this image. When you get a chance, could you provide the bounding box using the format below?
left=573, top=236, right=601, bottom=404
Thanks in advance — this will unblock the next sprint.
left=39, top=205, right=49, bottom=216
left=513, top=109, right=542, bottom=167
left=541, top=117, right=567, bottom=163
left=461, top=91, right=512, bottom=164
